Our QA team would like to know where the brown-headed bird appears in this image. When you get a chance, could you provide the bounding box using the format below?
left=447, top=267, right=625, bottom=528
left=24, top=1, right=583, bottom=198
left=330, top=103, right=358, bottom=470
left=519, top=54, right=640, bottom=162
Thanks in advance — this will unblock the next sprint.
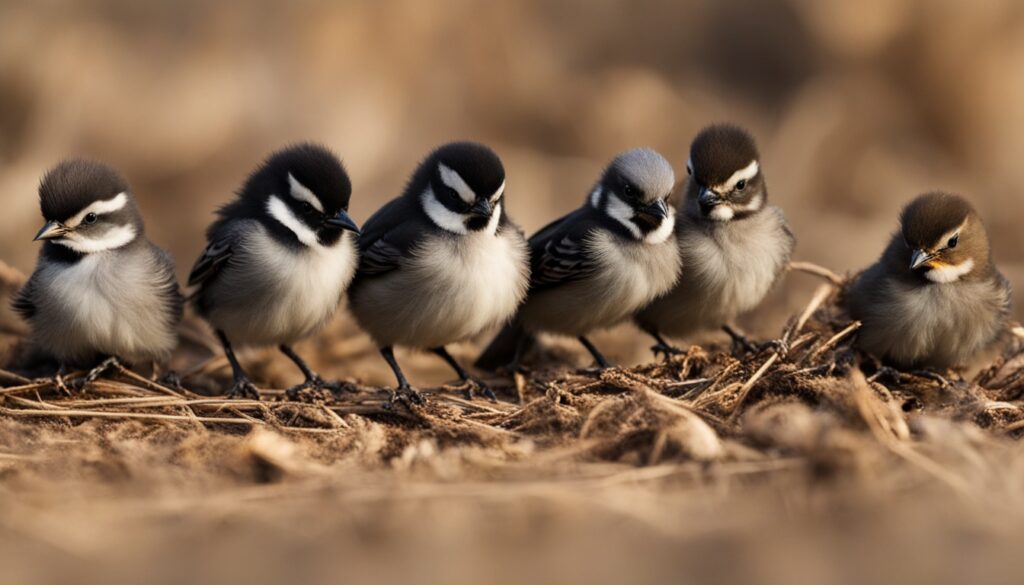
left=847, top=192, right=1011, bottom=369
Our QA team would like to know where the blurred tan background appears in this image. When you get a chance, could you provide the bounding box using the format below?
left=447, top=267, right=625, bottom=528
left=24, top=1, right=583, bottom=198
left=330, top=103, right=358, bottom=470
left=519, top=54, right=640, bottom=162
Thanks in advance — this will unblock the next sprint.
left=1, top=0, right=1023, bottom=383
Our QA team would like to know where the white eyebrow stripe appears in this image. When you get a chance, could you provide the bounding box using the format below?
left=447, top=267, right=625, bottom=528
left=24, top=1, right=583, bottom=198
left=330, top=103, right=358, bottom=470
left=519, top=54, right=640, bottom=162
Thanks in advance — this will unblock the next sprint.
left=66, top=192, right=128, bottom=227
left=934, top=217, right=969, bottom=250
left=267, top=195, right=321, bottom=247
left=490, top=180, right=506, bottom=201
left=438, top=163, right=476, bottom=204
left=288, top=173, right=324, bottom=213
left=715, top=160, right=759, bottom=192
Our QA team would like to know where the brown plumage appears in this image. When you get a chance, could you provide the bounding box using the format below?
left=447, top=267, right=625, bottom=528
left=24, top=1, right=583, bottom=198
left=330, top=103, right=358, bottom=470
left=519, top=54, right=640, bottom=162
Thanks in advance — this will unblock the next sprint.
left=847, top=192, right=1011, bottom=369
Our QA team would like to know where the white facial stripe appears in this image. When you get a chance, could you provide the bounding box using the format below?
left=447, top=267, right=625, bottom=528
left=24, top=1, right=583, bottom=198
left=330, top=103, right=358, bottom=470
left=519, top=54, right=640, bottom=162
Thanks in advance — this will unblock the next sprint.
left=604, top=192, right=642, bottom=239
left=438, top=163, right=476, bottom=204
left=925, top=258, right=975, bottom=283
left=66, top=192, right=128, bottom=227
left=490, top=181, right=506, bottom=202
left=267, top=195, right=320, bottom=247
left=288, top=174, right=324, bottom=213
left=686, top=158, right=693, bottom=175
left=422, top=188, right=468, bottom=234
left=589, top=187, right=602, bottom=208
left=715, top=160, right=759, bottom=192
left=644, top=206, right=675, bottom=244
left=734, top=193, right=764, bottom=213
left=708, top=206, right=735, bottom=221
left=57, top=224, right=136, bottom=253
left=484, top=202, right=502, bottom=236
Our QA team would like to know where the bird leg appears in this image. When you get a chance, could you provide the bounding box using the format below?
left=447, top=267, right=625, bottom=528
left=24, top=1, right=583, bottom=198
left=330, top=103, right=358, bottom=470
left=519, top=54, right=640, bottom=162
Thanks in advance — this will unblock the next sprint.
left=69, top=356, right=123, bottom=391
left=151, top=361, right=185, bottom=390
left=431, top=346, right=497, bottom=402
left=722, top=325, right=759, bottom=354
left=646, top=330, right=684, bottom=359
left=278, top=344, right=350, bottom=401
left=216, top=330, right=260, bottom=400
left=380, top=346, right=424, bottom=405
left=577, top=336, right=612, bottom=370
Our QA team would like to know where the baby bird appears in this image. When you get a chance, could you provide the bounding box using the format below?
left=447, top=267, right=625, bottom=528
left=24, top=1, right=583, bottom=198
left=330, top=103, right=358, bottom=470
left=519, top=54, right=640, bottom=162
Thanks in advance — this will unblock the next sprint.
left=476, top=148, right=681, bottom=372
left=847, top=192, right=1011, bottom=370
left=634, top=125, right=794, bottom=355
left=188, top=144, right=360, bottom=399
left=14, top=160, right=183, bottom=384
left=348, top=142, right=530, bottom=402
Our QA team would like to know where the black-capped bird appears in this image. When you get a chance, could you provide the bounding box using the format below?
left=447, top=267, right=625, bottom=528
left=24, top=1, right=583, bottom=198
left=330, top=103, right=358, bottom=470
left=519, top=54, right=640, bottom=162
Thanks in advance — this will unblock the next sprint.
left=14, top=159, right=183, bottom=385
left=347, top=141, right=530, bottom=403
left=847, top=192, right=1011, bottom=370
left=188, top=143, right=360, bottom=399
left=634, top=125, right=794, bottom=355
left=476, top=148, right=681, bottom=372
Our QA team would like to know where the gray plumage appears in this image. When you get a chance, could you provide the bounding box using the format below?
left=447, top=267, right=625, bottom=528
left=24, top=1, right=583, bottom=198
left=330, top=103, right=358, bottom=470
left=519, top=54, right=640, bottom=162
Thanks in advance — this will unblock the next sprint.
left=847, top=192, right=1011, bottom=369
left=187, top=143, right=360, bottom=398
left=348, top=142, right=529, bottom=399
left=635, top=125, right=794, bottom=347
left=14, top=160, right=182, bottom=367
left=476, top=148, right=681, bottom=371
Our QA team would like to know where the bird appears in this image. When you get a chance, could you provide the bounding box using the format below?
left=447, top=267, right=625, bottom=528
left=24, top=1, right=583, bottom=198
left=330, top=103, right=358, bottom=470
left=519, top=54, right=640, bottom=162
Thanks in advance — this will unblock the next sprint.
left=347, top=141, right=530, bottom=403
left=13, top=159, right=183, bottom=387
left=475, top=147, right=681, bottom=372
left=847, top=191, right=1011, bottom=371
left=633, top=124, right=794, bottom=356
left=187, top=143, right=360, bottom=399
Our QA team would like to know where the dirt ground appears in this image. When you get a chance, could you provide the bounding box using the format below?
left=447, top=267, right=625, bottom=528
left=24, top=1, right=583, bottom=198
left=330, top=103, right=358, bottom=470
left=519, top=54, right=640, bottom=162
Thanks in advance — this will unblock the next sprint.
left=4, top=262, right=1024, bottom=585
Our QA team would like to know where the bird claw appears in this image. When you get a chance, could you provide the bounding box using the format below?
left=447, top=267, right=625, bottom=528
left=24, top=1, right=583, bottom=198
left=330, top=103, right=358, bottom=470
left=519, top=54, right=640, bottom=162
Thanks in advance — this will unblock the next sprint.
left=285, top=376, right=349, bottom=403
left=760, top=338, right=789, bottom=356
left=867, top=365, right=902, bottom=384
left=452, top=378, right=497, bottom=402
left=157, top=370, right=185, bottom=390
left=650, top=343, right=684, bottom=360
left=387, top=386, right=425, bottom=408
left=226, top=379, right=261, bottom=400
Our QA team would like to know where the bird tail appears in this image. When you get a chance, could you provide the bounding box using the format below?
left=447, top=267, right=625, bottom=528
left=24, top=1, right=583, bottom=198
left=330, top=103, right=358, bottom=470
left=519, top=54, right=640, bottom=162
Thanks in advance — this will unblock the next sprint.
left=475, top=319, right=535, bottom=372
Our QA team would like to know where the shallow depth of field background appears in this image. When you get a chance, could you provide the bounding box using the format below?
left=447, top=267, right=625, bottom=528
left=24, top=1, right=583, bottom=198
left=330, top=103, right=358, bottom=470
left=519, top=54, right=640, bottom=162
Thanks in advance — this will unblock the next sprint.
left=2, top=3, right=1024, bottom=583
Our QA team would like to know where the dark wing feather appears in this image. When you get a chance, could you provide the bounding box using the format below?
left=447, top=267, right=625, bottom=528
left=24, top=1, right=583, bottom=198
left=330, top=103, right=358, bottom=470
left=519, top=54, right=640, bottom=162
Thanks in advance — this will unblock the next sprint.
left=11, top=275, right=37, bottom=320
left=526, top=207, right=601, bottom=292
left=354, top=196, right=430, bottom=279
left=187, top=237, right=234, bottom=288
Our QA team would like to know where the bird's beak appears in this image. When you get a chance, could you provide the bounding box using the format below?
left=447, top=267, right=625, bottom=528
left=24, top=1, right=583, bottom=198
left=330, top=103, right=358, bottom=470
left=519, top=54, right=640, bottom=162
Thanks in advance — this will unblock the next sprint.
left=34, top=221, right=66, bottom=241
left=469, top=198, right=493, bottom=219
left=637, top=199, right=669, bottom=222
left=910, top=249, right=932, bottom=270
left=698, top=188, right=721, bottom=208
left=323, top=209, right=360, bottom=234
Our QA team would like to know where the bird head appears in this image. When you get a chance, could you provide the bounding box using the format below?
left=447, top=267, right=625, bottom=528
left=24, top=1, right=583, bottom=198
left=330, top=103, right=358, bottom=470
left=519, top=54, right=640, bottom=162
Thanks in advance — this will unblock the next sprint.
left=33, top=159, right=143, bottom=254
left=241, top=143, right=358, bottom=247
left=684, top=124, right=765, bottom=222
left=413, top=141, right=506, bottom=235
left=900, top=192, right=988, bottom=283
left=589, top=148, right=676, bottom=243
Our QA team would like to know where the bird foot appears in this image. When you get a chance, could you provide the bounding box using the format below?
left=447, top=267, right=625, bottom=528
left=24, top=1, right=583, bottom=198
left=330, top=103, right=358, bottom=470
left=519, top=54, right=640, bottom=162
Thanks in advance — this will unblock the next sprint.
left=226, top=379, right=261, bottom=400
left=867, top=365, right=903, bottom=384
left=71, top=357, right=123, bottom=391
left=760, top=338, right=790, bottom=357
left=909, top=369, right=954, bottom=388
left=650, top=343, right=685, bottom=360
left=156, top=370, right=185, bottom=390
left=285, top=376, right=349, bottom=403
left=387, top=386, right=425, bottom=407
left=450, top=378, right=497, bottom=402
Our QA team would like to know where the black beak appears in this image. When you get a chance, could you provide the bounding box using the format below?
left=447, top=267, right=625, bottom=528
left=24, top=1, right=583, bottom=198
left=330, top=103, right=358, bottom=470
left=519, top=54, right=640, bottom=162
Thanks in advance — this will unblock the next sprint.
left=323, top=209, right=360, bottom=234
left=637, top=199, right=669, bottom=223
left=34, top=221, right=66, bottom=241
left=469, top=198, right=493, bottom=219
left=698, top=188, right=721, bottom=208
left=910, top=249, right=932, bottom=270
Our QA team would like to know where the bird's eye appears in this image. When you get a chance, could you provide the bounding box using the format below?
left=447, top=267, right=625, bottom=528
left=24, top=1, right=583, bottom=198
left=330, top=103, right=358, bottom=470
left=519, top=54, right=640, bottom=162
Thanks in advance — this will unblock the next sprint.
left=947, top=235, right=959, bottom=249
left=300, top=201, right=314, bottom=213
left=735, top=180, right=746, bottom=191
left=622, top=184, right=634, bottom=199
left=83, top=213, right=98, bottom=224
